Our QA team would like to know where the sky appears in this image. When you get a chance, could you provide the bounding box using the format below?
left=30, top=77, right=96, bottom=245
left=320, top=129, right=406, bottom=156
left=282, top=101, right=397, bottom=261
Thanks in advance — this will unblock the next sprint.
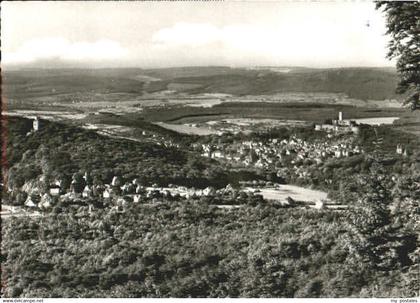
left=1, top=1, right=395, bottom=69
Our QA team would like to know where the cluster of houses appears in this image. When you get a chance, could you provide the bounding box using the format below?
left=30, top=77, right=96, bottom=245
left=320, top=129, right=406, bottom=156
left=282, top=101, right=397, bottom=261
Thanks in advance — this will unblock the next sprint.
left=200, top=120, right=257, bottom=135
left=197, top=134, right=363, bottom=170
left=18, top=172, right=245, bottom=211
left=15, top=174, right=343, bottom=212
left=194, top=112, right=409, bottom=173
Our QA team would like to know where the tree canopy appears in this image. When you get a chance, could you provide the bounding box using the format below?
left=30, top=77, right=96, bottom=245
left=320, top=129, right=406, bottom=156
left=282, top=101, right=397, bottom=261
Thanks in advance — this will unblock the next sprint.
left=376, top=1, right=420, bottom=109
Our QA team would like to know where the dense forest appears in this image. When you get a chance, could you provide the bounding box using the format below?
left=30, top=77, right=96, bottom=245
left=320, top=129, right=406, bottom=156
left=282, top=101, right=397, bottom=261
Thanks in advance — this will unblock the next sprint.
left=2, top=173, right=419, bottom=297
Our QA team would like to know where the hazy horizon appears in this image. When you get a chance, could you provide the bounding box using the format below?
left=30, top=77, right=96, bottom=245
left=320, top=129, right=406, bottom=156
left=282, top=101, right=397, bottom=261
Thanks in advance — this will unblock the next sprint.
left=2, top=1, right=395, bottom=69
left=4, top=64, right=397, bottom=72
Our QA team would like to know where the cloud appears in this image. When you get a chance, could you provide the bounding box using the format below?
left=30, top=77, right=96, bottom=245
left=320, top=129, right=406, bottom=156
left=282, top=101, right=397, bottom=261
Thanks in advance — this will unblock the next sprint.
left=3, top=37, right=128, bottom=65
left=3, top=19, right=392, bottom=68
left=152, top=22, right=269, bottom=51
left=153, top=23, right=221, bottom=46
left=149, top=21, right=391, bottom=68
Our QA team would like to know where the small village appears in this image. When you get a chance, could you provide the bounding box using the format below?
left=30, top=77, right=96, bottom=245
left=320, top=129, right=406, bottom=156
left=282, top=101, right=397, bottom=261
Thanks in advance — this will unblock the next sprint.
left=18, top=173, right=222, bottom=211
left=196, top=112, right=409, bottom=171
left=5, top=171, right=349, bottom=218
left=197, top=135, right=364, bottom=169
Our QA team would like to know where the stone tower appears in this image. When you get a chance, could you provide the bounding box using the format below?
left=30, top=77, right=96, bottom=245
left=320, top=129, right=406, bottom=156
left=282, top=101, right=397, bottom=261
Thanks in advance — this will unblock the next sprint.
left=33, top=117, right=40, bottom=131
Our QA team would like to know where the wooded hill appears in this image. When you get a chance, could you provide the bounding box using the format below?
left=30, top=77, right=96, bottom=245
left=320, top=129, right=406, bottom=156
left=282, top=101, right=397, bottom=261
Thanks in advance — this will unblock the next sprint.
left=4, top=66, right=400, bottom=101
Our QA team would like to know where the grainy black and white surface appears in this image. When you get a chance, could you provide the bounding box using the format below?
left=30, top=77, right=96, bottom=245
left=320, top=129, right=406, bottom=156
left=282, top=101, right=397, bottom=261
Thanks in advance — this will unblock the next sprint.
left=1, top=1, right=419, bottom=299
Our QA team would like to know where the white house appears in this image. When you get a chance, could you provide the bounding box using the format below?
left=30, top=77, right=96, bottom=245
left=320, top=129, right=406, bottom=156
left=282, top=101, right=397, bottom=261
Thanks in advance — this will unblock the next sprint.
left=49, top=186, right=60, bottom=196
left=103, top=189, right=112, bottom=199
left=212, top=151, right=223, bottom=158
left=133, top=194, right=142, bottom=203
left=24, top=196, right=37, bottom=208
left=82, top=186, right=93, bottom=198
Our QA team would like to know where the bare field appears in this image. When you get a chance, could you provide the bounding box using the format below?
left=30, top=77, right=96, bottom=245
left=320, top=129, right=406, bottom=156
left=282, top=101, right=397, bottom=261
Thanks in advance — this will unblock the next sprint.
left=154, top=122, right=219, bottom=135
left=216, top=118, right=309, bottom=126
left=245, top=185, right=328, bottom=202
left=229, top=92, right=403, bottom=108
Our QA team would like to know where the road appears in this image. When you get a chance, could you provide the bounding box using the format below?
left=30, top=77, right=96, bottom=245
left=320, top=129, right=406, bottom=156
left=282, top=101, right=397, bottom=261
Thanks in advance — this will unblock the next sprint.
left=1, top=204, right=41, bottom=219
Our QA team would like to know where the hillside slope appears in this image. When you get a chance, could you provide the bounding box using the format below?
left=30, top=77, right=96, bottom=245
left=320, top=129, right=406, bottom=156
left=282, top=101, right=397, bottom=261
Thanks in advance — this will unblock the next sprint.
left=3, top=66, right=400, bottom=101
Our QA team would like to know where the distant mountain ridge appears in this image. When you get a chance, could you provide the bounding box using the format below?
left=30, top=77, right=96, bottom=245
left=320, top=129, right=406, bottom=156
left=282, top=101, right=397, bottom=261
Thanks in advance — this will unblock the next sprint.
left=3, top=66, right=400, bottom=101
